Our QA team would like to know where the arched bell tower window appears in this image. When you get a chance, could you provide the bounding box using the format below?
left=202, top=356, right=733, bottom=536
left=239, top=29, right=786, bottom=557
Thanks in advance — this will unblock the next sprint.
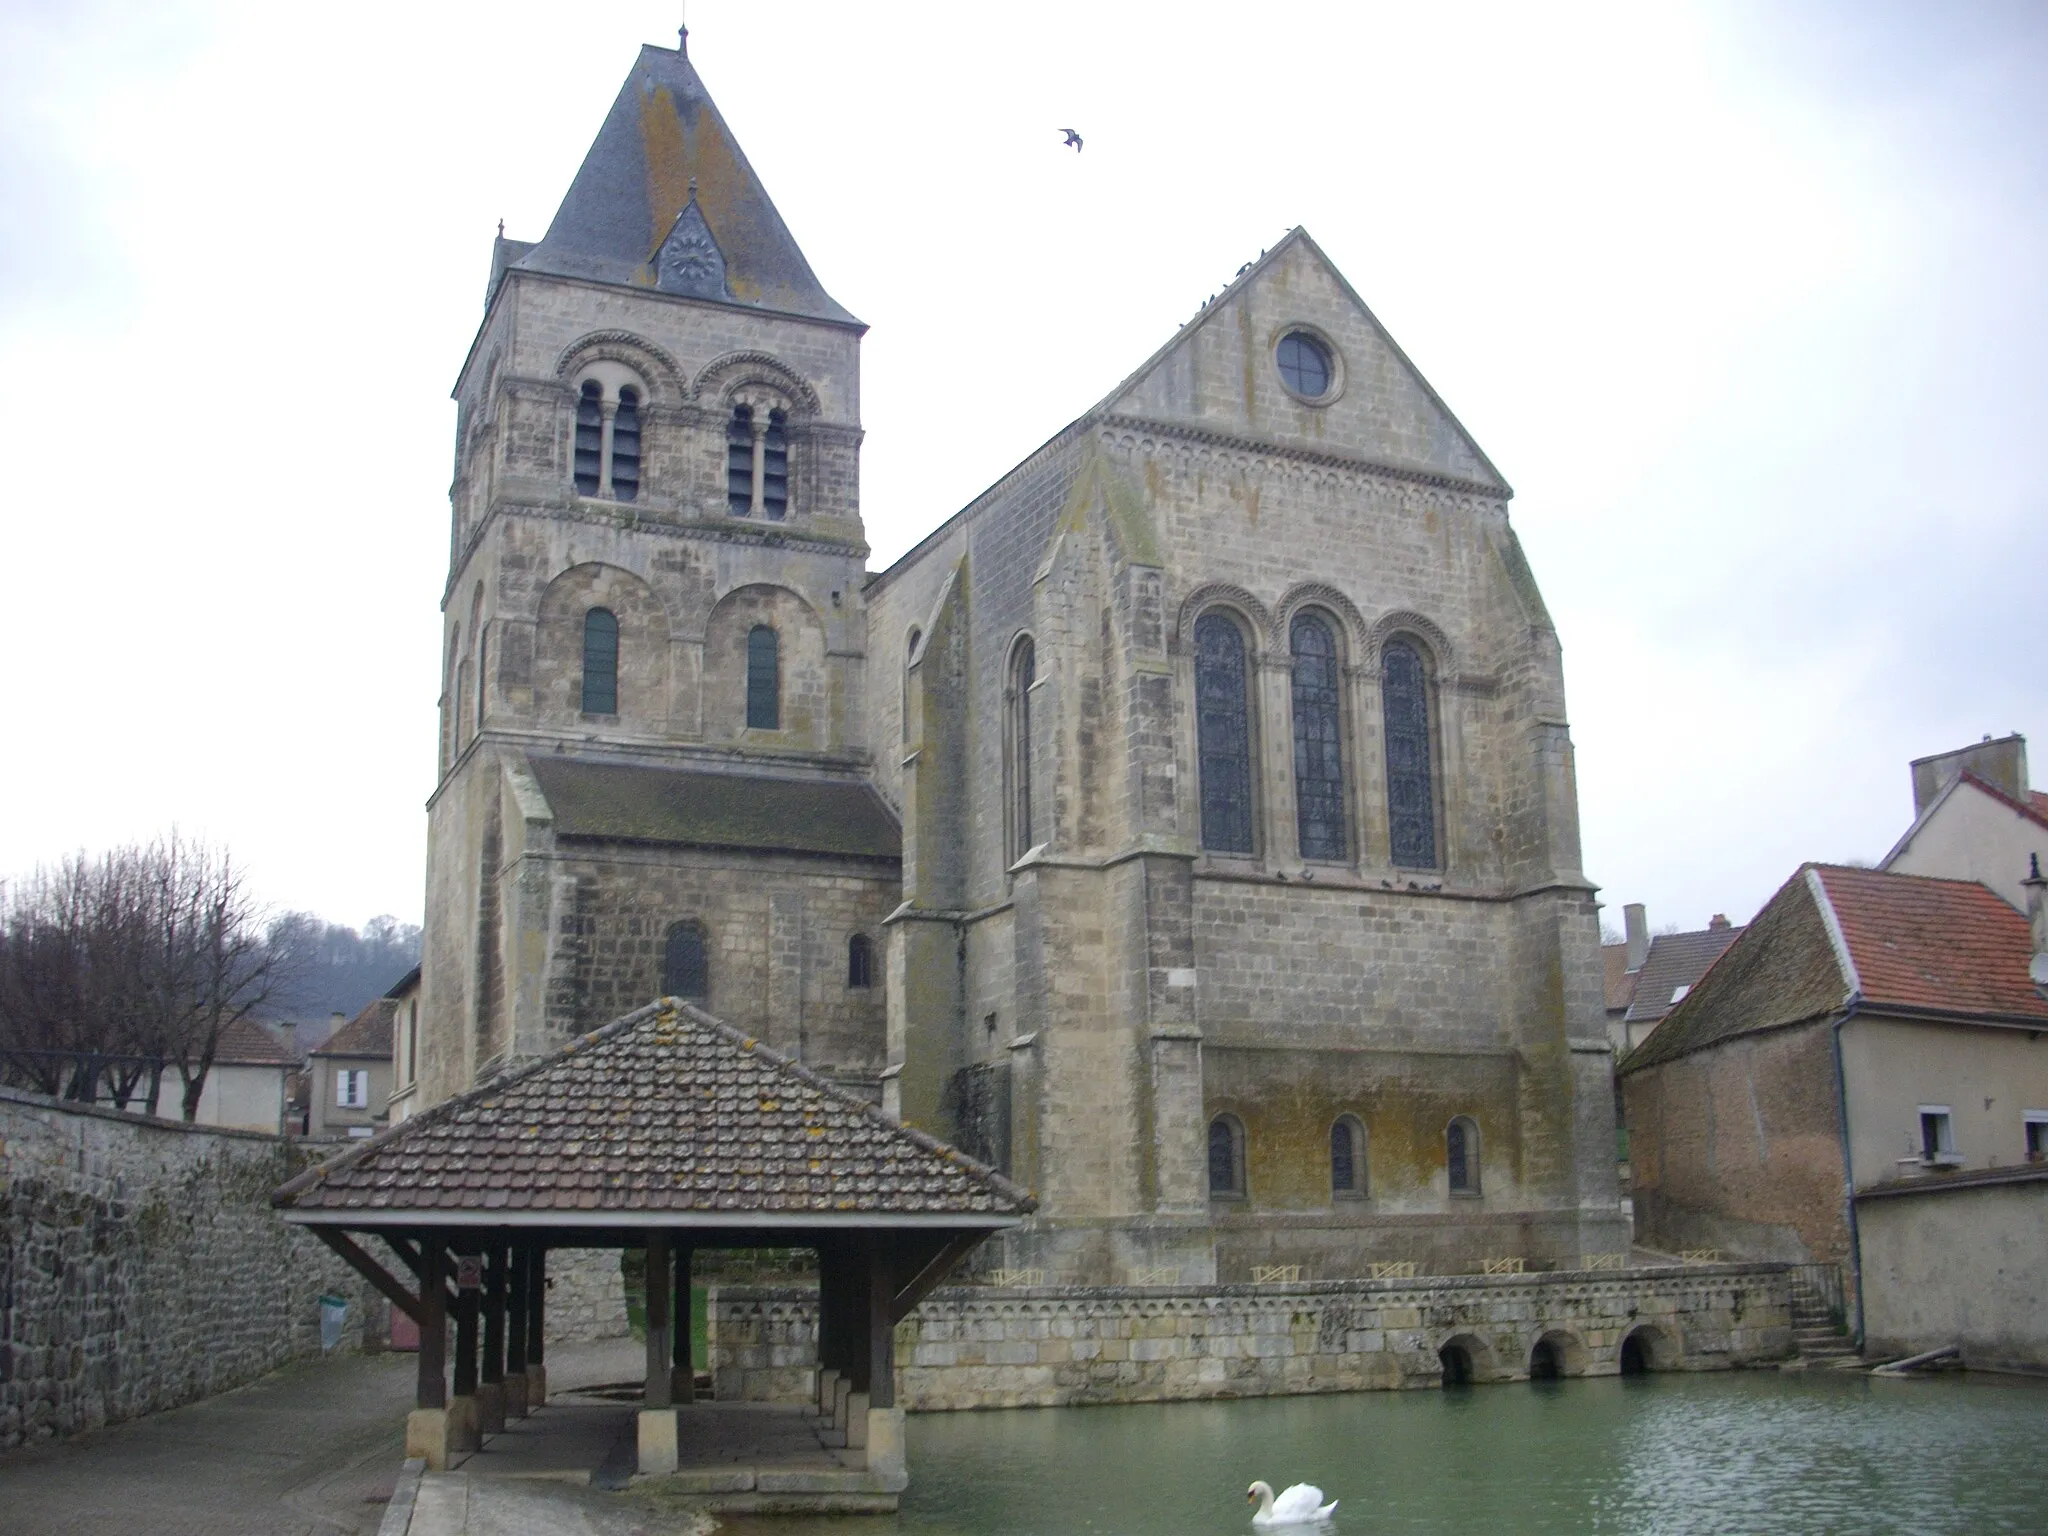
left=727, top=406, right=755, bottom=515
left=663, top=920, right=708, bottom=1002
left=1290, top=612, right=1346, bottom=861
left=1005, top=634, right=1036, bottom=861
left=581, top=607, right=619, bottom=715
left=746, top=624, right=780, bottom=729
left=571, top=373, right=647, bottom=501
left=1381, top=637, right=1438, bottom=868
left=762, top=410, right=789, bottom=519
left=1194, top=613, right=1254, bottom=854
left=610, top=386, right=641, bottom=501
left=574, top=382, right=603, bottom=495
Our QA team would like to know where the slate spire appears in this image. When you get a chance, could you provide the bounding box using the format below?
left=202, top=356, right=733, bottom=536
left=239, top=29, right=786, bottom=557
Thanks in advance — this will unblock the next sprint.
left=513, top=42, right=856, bottom=326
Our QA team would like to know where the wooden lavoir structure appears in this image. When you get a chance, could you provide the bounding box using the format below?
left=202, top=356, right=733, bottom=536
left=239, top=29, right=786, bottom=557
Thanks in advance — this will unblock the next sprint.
left=272, top=1000, right=1031, bottom=1501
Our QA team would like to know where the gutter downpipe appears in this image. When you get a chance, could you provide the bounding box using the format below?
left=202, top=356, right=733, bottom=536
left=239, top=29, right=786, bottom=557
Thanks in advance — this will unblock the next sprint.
left=1828, top=1001, right=1866, bottom=1349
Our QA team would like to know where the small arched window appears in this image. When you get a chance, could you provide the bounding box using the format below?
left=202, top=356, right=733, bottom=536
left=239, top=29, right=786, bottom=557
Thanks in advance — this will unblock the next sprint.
left=1006, top=635, right=1036, bottom=860
left=762, top=409, right=789, bottom=520
left=663, top=921, right=708, bottom=1001
left=746, top=624, right=779, bottom=729
left=1290, top=613, right=1345, bottom=861
left=1331, top=1115, right=1367, bottom=1197
left=574, top=381, right=603, bottom=495
left=1447, top=1115, right=1480, bottom=1196
left=1208, top=1114, right=1246, bottom=1198
left=847, top=933, right=873, bottom=989
left=581, top=607, right=619, bottom=715
left=474, top=623, right=489, bottom=732
left=610, top=386, right=641, bottom=501
left=727, top=406, right=755, bottom=516
left=1381, top=637, right=1437, bottom=869
left=1194, top=613, right=1254, bottom=854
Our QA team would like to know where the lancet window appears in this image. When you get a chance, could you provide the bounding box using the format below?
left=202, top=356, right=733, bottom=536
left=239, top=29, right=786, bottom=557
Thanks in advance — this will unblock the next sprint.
left=581, top=607, right=619, bottom=715
left=1381, top=638, right=1437, bottom=868
left=746, top=624, right=780, bottom=729
left=1195, top=613, right=1254, bottom=854
left=1006, top=635, right=1036, bottom=861
left=1290, top=613, right=1346, bottom=861
left=663, top=921, right=708, bottom=1002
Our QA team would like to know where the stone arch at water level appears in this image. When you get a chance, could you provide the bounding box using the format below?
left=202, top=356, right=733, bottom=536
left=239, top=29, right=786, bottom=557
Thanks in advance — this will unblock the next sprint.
left=1436, top=1331, right=1501, bottom=1386
left=1527, top=1328, right=1589, bottom=1380
left=1617, top=1322, right=1681, bottom=1375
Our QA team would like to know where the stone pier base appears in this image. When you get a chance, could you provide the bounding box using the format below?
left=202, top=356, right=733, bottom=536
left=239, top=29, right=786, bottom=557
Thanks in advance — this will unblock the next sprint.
left=638, top=1408, right=679, bottom=1475
left=405, top=1409, right=449, bottom=1472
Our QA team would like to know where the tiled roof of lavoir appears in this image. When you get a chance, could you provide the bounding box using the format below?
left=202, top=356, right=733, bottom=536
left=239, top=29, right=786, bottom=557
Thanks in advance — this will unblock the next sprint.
left=526, top=756, right=901, bottom=863
left=274, top=1001, right=1033, bottom=1224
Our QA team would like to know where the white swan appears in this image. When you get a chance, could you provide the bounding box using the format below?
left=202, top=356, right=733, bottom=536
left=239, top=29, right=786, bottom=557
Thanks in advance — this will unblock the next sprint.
left=1247, top=1480, right=1338, bottom=1525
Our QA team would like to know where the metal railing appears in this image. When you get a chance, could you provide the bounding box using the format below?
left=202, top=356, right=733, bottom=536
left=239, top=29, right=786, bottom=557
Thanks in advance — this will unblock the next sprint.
left=1787, top=1262, right=1847, bottom=1327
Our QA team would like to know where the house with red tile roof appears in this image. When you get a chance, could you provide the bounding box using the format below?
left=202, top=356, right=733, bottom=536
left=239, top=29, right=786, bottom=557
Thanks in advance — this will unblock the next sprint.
left=307, top=997, right=396, bottom=1140
left=1619, top=860, right=2048, bottom=1370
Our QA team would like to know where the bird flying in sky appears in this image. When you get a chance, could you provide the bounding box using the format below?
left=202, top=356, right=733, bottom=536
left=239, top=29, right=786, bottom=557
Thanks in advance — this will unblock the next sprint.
left=1061, top=128, right=1083, bottom=151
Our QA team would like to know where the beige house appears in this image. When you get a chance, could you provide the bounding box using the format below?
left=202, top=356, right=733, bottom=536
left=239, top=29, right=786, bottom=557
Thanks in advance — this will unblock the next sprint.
left=1621, top=860, right=2048, bottom=1367
left=384, top=964, right=424, bottom=1125
left=1881, top=733, right=2048, bottom=908
left=307, top=997, right=397, bottom=1140
left=142, top=1018, right=294, bottom=1132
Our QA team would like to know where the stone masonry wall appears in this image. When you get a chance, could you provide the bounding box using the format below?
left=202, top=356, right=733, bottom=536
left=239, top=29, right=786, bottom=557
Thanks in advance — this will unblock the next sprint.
left=711, top=1264, right=1791, bottom=1410
left=0, top=1089, right=386, bottom=1448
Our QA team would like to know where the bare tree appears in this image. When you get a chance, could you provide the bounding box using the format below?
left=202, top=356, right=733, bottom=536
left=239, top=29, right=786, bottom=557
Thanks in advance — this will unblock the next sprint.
left=0, top=836, right=289, bottom=1118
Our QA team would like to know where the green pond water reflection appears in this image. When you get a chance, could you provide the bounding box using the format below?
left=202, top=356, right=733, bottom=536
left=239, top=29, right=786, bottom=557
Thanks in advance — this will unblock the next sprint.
left=738, top=1372, right=2048, bottom=1536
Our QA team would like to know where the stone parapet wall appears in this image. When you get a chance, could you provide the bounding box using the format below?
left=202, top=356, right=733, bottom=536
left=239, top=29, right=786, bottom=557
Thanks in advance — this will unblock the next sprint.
left=0, top=1088, right=385, bottom=1447
left=712, top=1265, right=1791, bottom=1410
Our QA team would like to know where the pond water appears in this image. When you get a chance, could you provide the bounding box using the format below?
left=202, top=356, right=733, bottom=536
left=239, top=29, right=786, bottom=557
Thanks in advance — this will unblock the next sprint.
left=737, top=1372, right=2048, bottom=1536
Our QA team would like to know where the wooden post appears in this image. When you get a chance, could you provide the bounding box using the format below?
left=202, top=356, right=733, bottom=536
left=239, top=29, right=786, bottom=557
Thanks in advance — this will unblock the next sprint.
left=507, top=1241, right=528, bottom=1376
left=453, top=1272, right=479, bottom=1400
left=645, top=1232, right=672, bottom=1409
left=527, top=1246, right=546, bottom=1365
left=482, top=1244, right=506, bottom=1387
left=867, top=1237, right=895, bottom=1409
left=417, top=1240, right=447, bottom=1409
left=672, top=1242, right=695, bottom=1404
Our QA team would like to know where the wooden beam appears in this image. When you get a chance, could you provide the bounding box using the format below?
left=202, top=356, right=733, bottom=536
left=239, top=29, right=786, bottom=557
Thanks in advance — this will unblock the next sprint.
left=891, top=1231, right=987, bottom=1324
left=311, top=1227, right=426, bottom=1326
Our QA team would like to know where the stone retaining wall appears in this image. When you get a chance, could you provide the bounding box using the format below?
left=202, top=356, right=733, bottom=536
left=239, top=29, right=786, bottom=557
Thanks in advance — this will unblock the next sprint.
left=0, top=1087, right=390, bottom=1447
left=711, top=1264, right=1791, bottom=1409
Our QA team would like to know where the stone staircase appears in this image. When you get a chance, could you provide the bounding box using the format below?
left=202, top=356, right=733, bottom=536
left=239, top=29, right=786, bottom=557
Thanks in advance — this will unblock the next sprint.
left=1789, top=1272, right=1860, bottom=1366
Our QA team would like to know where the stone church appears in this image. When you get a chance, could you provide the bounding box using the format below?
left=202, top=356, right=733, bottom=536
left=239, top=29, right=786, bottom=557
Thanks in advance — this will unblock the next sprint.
left=417, top=37, right=1626, bottom=1285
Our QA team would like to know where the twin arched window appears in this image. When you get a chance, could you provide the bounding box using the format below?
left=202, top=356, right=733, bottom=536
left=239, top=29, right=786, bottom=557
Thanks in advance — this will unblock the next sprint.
left=1006, top=635, right=1036, bottom=861
left=582, top=608, right=619, bottom=715
left=1192, top=606, right=1440, bottom=868
left=726, top=405, right=790, bottom=519
left=574, top=381, right=642, bottom=501
left=663, top=921, right=708, bottom=1001
left=746, top=625, right=780, bottom=729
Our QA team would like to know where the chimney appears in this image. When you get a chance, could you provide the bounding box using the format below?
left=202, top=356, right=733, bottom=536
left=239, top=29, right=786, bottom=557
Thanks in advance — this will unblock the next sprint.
left=1708, top=913, right=1731, bottom=931
left=2026, top=854, right=2048, bottom=987
left=1910, top=733, right=2029, bottom=816
left=1624, top=904, right=1649, bottom=972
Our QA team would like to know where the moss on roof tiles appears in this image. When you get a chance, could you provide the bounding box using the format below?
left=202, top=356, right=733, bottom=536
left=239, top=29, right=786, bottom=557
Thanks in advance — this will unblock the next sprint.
left=527, top=756, right=901, bottom=862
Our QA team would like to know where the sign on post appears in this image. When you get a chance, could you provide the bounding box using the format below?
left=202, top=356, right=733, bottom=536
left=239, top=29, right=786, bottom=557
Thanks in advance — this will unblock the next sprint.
left=456, top=1256, right=484, bottom=1291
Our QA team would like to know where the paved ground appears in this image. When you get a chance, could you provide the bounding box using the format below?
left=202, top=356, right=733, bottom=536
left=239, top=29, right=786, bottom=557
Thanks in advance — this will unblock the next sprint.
left=0, top=1350, right=418, bottom=1536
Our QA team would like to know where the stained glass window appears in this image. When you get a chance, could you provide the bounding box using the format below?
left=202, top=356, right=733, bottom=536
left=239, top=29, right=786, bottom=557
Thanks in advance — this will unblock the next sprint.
left=573, top=381, right=603, bottom=495
left=1208, top=1116, right=1243, bottom=1196
left=610, top=386, right=640, bottom=501
left=663, top=921, right=708, bottom=1001
left=1008, top=636, right=1035, bottom=859
left=1195, top=614, right=1254, bottom=854
left=727, top=406, right=754, bottom=515
left=1291, top=614, right=1346, bottom=860
left=1381, top=638, right=1437, bottom=868
left=581, top=608, right=618, bottom=715
left=746, top=625, right=779, bottom=730
left=1447, top=1116, right=1479, bottom=1195
left=1276, top=332, right=1332, bottom=399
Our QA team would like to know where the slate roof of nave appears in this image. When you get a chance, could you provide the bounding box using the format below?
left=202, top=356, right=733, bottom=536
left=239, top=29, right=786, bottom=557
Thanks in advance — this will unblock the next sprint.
left=526, top=755, right=901, bottom=863
left=509, top=43, right=858, bottom=327
left=273, top=1000, right=1033, bottom=1221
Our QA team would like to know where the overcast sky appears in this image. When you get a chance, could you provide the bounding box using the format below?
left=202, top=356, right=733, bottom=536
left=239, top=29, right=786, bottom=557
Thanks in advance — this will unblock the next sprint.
left=1, top=0, right=2041, bottom=936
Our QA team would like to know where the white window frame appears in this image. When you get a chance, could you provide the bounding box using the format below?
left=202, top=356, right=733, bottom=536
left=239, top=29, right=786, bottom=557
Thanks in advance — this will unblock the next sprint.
left=337, top=1068, right=369, bottom=1110
left=1916, top=1104, right=1960, bottom=1166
